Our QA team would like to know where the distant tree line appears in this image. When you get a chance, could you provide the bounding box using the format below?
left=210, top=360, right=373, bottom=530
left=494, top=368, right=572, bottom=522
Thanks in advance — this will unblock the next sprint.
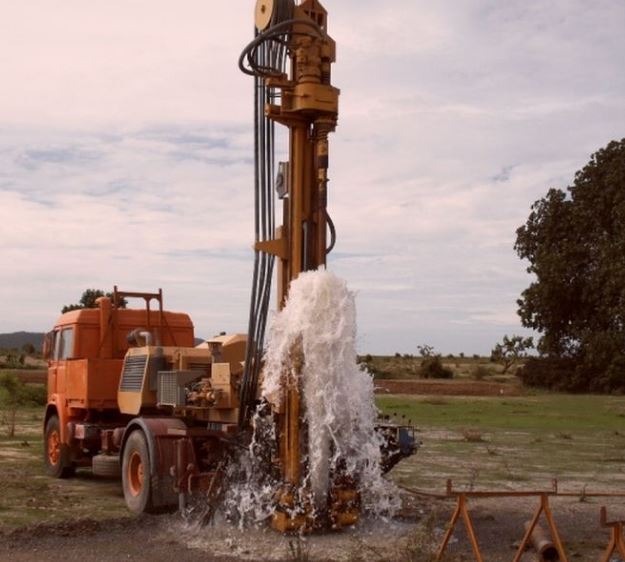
left=0, top=344, right=39, bottom=369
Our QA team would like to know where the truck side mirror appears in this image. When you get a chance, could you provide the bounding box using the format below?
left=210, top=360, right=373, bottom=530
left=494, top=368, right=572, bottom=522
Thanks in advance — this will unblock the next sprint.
left=43, top=331, right=54, bottom=360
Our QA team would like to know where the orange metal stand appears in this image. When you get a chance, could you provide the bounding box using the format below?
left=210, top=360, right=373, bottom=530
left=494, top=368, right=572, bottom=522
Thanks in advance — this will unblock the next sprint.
left=435, top=480, right=568, bottom=562
left=600, top=507, right=625, bottom=562
left=511, top=493, right=567, bottom=562
left=435, top=492, right=483, bottom=562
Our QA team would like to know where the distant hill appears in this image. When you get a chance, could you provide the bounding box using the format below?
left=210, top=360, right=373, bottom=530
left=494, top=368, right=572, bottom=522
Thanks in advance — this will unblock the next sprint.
left=0, top=333, right=209, bottom=352
left=0, top=333, right=206, bottom=352
left=0, top=332, right=45, bottom=351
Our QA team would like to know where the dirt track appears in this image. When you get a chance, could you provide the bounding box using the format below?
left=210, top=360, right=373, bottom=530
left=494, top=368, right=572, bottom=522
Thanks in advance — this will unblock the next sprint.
left=16, top=369, right=522, bottom=397
left=1, top=494, right=623, bottom=561
left=374, top=379, right=522, bottom=397
left=0, top=516, right=230, bottom=562
left=16, top=372, right=523, bottom=396
left=10, top=370, right=47, bottom=384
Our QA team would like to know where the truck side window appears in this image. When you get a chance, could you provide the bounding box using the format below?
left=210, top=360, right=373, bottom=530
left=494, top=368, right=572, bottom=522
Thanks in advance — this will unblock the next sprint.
left=59, top=328, right=75, bottom=360
left=53, top=330, right=62, bottom=360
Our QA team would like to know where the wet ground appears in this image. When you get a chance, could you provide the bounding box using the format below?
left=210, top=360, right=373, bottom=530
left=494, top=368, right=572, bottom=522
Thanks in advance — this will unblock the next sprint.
left=1, top=493, right=624, bottom=561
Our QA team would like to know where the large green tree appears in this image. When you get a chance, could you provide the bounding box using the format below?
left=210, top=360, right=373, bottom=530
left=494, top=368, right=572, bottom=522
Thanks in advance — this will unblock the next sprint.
left=515, top=139, right=625, bottom=391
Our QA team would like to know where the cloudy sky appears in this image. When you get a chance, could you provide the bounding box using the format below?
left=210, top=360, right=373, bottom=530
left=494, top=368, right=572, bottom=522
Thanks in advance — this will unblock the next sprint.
left=1, top=1, right=624, bottom=354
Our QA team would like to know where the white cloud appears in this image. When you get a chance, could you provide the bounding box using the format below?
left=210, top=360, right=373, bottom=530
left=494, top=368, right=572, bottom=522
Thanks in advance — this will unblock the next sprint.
left=0, top=1, right=624, bottom=353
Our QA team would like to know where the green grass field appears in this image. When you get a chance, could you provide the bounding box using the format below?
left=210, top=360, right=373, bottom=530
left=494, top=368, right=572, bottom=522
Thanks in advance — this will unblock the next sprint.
left=378, top=393, right=625, bottom=492
left=2, top=392, right=624, bottom=531
left=0, top=408, right=128, bottom=530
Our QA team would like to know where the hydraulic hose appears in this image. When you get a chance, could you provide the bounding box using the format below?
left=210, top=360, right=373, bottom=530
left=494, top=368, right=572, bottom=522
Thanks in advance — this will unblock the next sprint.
left=238, top=11, right=335, bottom=427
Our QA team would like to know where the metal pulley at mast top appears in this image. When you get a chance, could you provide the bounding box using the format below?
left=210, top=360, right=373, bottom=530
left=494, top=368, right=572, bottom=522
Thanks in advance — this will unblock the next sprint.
left=255, top=0, right=339, bottom=298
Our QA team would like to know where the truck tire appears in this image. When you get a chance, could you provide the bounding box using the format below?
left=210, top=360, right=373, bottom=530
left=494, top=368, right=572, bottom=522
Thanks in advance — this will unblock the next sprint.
left=92, top=454, right=121, bottom=479
left=44, top=415, right=75, bottom=478
left=122, top=430, right=156, bottom=513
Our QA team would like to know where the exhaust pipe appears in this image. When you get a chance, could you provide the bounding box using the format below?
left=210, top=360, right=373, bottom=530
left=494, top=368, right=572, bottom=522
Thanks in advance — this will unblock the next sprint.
left=96, top=296, right=113, bottom=358
left=127, top=328, right=154, bottom=347
left=523, top=521, right=559, bottom=561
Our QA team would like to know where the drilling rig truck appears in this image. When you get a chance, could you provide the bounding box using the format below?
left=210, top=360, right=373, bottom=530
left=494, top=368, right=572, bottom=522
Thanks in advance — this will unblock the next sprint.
left=43, top=0, right=416, bottom=531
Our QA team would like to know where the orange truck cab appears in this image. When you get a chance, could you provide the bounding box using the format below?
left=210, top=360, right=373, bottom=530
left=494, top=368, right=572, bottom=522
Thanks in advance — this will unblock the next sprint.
left=43, top=289, right=195, bottom=478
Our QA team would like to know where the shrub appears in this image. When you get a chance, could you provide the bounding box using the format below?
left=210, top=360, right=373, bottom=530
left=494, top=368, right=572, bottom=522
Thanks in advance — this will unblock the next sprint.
left=470, top=366, right=491, bottom=381
left=417, top=344, right=435, bottom=358
left=358, top=355, right=387, bottom=379
left=419, top=356, right=453, bottom=379
left=0, top=374, right=45, bottom=436
left=462, top=429, right=485, bottom=443
left=517, top=356, right=581, bottom=391
left=518, top=353, right=625, bottom=394
left=0, top=351, right=25, bottom=369
left=23, top=384, right=47, bottom=406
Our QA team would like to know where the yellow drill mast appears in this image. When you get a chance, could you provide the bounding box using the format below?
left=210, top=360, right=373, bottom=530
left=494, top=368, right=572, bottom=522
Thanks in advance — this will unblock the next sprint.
left=240, top=0, right=354, bottom=532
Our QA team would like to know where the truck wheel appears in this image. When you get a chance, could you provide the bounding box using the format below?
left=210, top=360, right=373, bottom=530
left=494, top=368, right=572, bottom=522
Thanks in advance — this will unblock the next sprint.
left=92, top=454, right=121, bottom=479
left=44, top=415, right=74, bottom=478
left=122, top=430, right=156, bottom=513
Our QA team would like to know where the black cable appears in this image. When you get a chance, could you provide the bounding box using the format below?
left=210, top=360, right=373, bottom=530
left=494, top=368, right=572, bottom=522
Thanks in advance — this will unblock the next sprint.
left=238, top=19, right=322, bottom=77
left=239, top=26, right=288, bottom=427
left=326, top=211, right=336, bottom=255
left=241, top=34, right=264, bottom=424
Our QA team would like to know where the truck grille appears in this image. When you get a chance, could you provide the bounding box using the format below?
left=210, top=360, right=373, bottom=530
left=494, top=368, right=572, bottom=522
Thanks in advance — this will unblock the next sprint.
left=157, top=371, right=200, bottom=407
left=158, top=371, right=179, bottom=406
left=120, top=355, right=147, bottom=391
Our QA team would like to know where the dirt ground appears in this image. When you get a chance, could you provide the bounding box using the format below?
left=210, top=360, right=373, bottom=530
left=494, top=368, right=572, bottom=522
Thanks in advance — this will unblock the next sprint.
left=1, top=494, right=624, bottom=561
left=2, top=390, right=625, bottom=561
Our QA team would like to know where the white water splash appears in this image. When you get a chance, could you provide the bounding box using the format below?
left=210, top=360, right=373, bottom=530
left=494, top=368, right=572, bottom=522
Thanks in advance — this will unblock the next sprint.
left=217, top=270, right=399, bottom=528
left=262, top=269, right=399, bottom=516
